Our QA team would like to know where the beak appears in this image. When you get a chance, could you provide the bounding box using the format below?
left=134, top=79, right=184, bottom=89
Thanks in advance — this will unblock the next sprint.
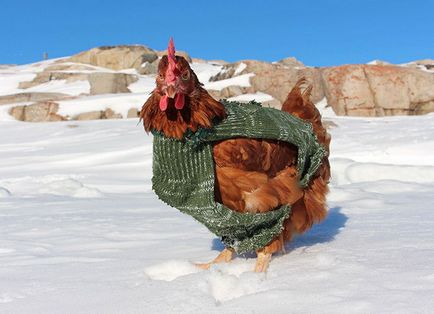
left=166, top=85, right=176, bottom=99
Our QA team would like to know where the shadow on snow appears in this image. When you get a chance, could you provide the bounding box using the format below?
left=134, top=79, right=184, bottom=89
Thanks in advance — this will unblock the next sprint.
left=211, top=206, right=347, bottom=254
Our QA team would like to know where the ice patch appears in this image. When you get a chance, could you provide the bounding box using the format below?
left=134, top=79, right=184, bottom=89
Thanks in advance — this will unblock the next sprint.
left=144, top=260, right=202, bottom=281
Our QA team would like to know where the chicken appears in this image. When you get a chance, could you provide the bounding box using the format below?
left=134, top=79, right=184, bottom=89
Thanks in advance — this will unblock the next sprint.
left=140, top=38, right=330, bottom=272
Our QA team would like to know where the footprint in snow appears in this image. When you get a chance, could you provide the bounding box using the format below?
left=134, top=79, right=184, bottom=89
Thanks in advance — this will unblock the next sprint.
left=144, top=259, right=267, bottom=303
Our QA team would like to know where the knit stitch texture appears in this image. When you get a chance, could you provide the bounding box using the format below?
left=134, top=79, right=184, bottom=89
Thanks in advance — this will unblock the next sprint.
left=151, top=101, right=326, bottom=253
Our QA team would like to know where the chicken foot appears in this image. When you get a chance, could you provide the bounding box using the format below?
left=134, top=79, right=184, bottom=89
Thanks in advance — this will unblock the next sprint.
left=254, top=251, right=272, bottom=272
left=195, top=248, right=234, bottom=270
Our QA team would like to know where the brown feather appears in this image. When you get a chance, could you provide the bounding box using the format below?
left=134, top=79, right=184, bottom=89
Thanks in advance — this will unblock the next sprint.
left=142, top=56, right=330, bottom=256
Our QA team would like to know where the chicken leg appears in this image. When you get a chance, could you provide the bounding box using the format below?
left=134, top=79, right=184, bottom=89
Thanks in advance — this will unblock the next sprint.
left=195, top=248, right=234, bottom=270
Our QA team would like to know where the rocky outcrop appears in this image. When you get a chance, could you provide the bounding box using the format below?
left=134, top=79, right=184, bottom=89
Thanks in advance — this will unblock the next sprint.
left=156, top=50, right=192, bottom=63
left=74, top=111, right=104, bottom=121
left=18, top=62, right=138, bottom=96
left=66, top=45, right=158, bottom=71
left=9, top=101, right=65, bottom=122
left=208, top=59, right=434, bottom=116
left=138, top=59, right=159, bottom=75
left=73, top=108, right=123, bottom=120
left=321, top=64, right=434, bottom=116
left=127, top=108, right=139, bottom=118
left=3, top=44, right=434, bottom=119
left=19, top=71, right=89, bottom=89
left=0, top=92, right=70, bottom=105
left=210, top=60, right=325, bottom=106
left=88, top=73, right=137, bottom=94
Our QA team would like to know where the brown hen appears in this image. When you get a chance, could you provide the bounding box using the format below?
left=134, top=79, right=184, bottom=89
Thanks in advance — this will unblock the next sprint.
left=141, top=39, right=330, bottom=272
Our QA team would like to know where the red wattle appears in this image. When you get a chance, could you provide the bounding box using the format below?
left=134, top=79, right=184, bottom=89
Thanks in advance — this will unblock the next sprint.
left=159, top=95, right=168, bottom=111
left=174, top=93, right=185, bottom=110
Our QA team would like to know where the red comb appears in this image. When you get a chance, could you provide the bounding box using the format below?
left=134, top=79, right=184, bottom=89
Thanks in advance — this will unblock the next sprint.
left=165, top=37, right=177, bottom=83
left=168, top=37, right=176, bottom=70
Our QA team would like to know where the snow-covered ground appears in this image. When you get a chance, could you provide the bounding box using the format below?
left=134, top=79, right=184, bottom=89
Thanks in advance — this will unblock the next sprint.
left=1, top=109, right=434, bottom=313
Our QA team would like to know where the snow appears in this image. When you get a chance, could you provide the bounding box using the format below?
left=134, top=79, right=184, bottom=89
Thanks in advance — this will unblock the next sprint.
left=127, top=76, right=156, bottom=94
left=1, top=109, right=434, bottom=313
left=56, top=93, right=148, bottom=118
left=316, top=97, right=337, bottom=118
left=190, top=62, right=223, bottom=83
left=228, top=92, right=274, bottom=103
left=204, top=73, right=254, bottom=90
left=233, top=62, right=247, bottom=76
left=24, top=79, right=90, bottom=96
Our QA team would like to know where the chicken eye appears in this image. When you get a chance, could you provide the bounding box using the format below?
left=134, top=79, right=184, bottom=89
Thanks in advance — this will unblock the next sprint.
left=181, top=71, right=190, bottom=81
left=158, top=73, right=164, bottom=81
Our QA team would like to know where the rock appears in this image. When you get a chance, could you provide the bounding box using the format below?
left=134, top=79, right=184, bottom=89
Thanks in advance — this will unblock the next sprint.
left=9, top=101, right=66, bottom=122
left=0, top=92, right=70, bottom=105
left=18, top=61, right=138, bottom=96
left=127, top=108, right=139, bottom=118
left=277, top=57, right=304, bottom=68
left=219, top=85, right=244, bottom=98
left=24, top=101, right=61, bottom=122
left=207, top=89, right=223, bottom=101
left=261, top=98, right=282, bottom=110
left=66, top=45, right=158, bottom=71
left=74, top=111, right=103, bottom=120
left=210, top=60, right=325, bottom=104
left=19, top=71, right=89, bottom=89
left=138, top=59, right=159, bottom=75
left=321, top=64, right=434, bottom=116
left=18, top=63, right=94, bottom=89
left=9, top=106, right=25, bottom=121
left=103, top=108, right=122, bottom=119
left=88, top=73, right=138, bottom=94
left=156, top=50, right=192, bottom=63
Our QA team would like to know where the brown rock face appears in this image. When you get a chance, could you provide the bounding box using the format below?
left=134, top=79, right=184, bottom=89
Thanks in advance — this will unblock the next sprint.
left=88, top=73, right=137, bottom=94
left=127, top=108, right=139, bottom=118
left=0, top=92, right=70, bottom=105
left=321, top=64, right=434, bottom=116
left=9, top=101, right=66, bottom=122
left=156, top=50, right=192, bottom=63
left=74, top=111, right=103, bottom=120
left=73, top=108, right=123, bottom=120
left=103, top=108, right=122, bottom=119
left=209, top=60, right=325, bottom=104
left=66, top=45, right=158, bottom=71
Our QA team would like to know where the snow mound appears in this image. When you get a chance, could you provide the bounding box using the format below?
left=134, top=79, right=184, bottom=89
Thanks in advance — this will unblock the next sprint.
left=2, top=176, right=104, bottom=198
left=144, top=260, right=202, bottom=281
left=0, top=187, right=11, bottom=197
left=206, top=264, right=266, bottom=303
left=39, top=178, right=104, bottom=198
left=332, top=158, right=434, bottom=185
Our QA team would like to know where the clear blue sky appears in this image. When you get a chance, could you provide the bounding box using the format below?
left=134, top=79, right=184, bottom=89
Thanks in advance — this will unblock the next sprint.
left=2, top=0, right=433, bottom=66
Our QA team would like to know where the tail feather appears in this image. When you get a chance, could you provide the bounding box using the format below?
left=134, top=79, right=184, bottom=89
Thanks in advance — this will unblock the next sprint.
left=281, top=78, right=331, bottom=238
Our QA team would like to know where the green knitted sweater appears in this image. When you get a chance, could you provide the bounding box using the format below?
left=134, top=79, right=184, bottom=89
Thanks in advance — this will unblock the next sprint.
left=151, top=101, right=326, bottom=253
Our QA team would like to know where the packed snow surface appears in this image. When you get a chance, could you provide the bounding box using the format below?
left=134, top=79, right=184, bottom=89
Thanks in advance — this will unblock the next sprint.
left=1, top=111, right=434, bottom=313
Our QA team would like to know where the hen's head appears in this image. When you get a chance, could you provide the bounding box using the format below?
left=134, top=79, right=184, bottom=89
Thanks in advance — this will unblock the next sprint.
left=155, top=38, right=200, bottom=111
left=141, top=38, right=226, bottom=139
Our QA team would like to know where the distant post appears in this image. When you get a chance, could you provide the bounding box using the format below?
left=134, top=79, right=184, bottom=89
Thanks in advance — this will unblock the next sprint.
left=43, top=52, right=48, bottom=60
